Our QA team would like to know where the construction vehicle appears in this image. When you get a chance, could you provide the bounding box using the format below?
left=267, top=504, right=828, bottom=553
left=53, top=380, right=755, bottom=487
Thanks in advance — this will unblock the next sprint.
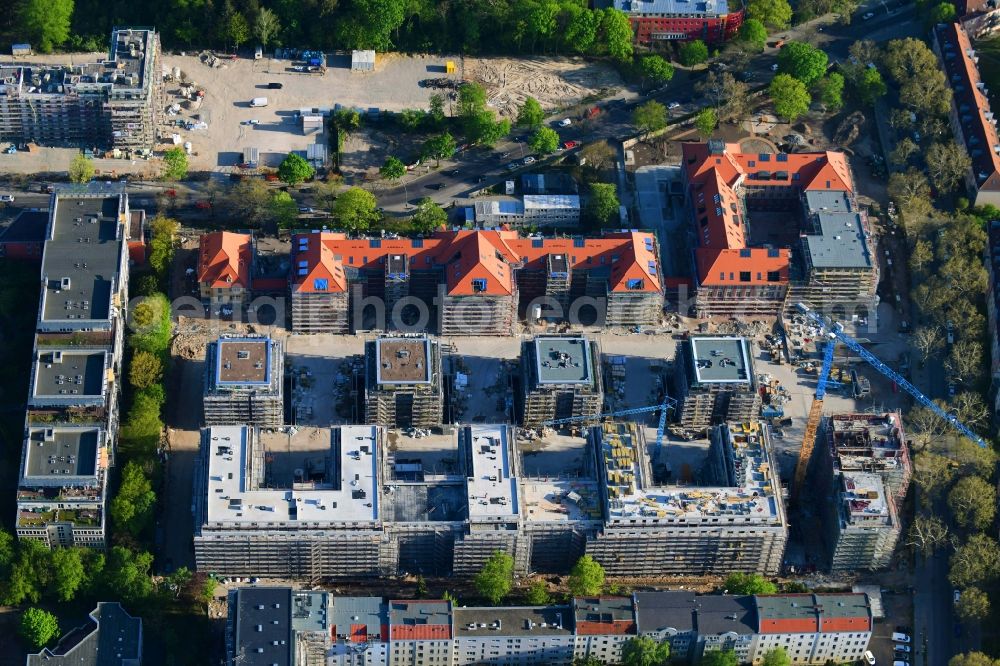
left=792, top=302, right=985, bottom=501
left=543, top=398, right=676, bottom=449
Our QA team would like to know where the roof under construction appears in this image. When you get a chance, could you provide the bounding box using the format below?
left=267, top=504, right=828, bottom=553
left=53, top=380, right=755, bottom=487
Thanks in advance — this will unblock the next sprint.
left=534, top=336, right=594, bottom=385
left=690, top=336, right=751, bottom=383
left=375, top=338, right=432, bottom=385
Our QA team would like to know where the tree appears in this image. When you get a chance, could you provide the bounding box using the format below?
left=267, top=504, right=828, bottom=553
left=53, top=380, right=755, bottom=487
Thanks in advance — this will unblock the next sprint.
left=955, top=587, right=990, bottom=621
left=814, top=73, right=844, bottom=110
left=761, top=648, right=792, bottom=666
left=380, top=156, right=406, bottom=182
left=949, top=534, right=1000, bottom=589
left=458, top=82, right=488, bottom=118
left=526, top=580, right=551, bottom=605
left=223, top=9, right=250, bottom=51
left=950, top=654, right=1000, bottom=666
left=165, top=567, right=193, bottom=598
left=474, top=551, right=514, bottom=605
left=423, top=132, right=458, bottom=166
left=946, top=339, right=985, bottom=384
left=634, top=100, right=668, bottom=135
left=697, top=71, right=751, bottom=121
left=579, top=141, right=617, bottom=171
left=887, top=168, right=931, bottom=213
left=926, top=141, right=972, bottom=194
left=104, top=546, right=154, bottom=603
left=574, top=658, right=606, bottom=666
left=411, top=198, right=447, bottom=234
left=17, top=0, right=73, bottom=53
left=587, top=183, right=620, bottom=226
left=621, top=636, right=670, bottom=666
left=853, top=67, right=887, bottom=105
left=129, top=351, right=163, bottom=390
left=147, top=215, right=179, bottom=285
left=278, top=153, right=315, bottom=186
left=466, top=111, right=511, bottom=147
left=269, top=190, right=299, bottom=230
left=226, top=179, right=272, bottom=228
left=640, top=55, right=675, bottom=87
left=723, top=572, right=778, bottom=595
left=428, top=94, right=447, bottom=127
left=19, top=608, right=59, bottom=650
left=0, top=530, right=14, bottom=574
left=601, top=8, right=634, bottom=62
left=695, top=108, right=718, bottom=139
left=777, top=42, right=828, bottom=86
left=568, top=555, right=605, bottom=596
left=49, top=548, right=86, bottom=602
left=333, top=187, right=380, bottom=233
left=769, top=74, right=811, bottom=122
left=954, top=392, right=990, bottom=431
left=530, top=127, right=560, bottom=154
left=518, top=97, right=546, bottom=128
left=912, top=326, right=944, bottom=363
left=161, top=148, right=188, bottom=181
left=890, top=138, right=920, bottom=167
left=700, top=651, right=739, bottom=666
left=111, top=461, right=156, bottom=537
left=927, top=1, right=957, bottom=24
left=679, top=40, right=709, bottom=67
left=415, top=575, right=428, bottom=598
left=906, top=514, right=950, bottom=557
left=69, top=154, right=95, bottom=184
left=253, top=7, right=281, bottom=48
left=747, top=0, right=793, bottom=29
left=948, top=476, right=996, bottom=532
left=335, top=0, right=406, bottom=51
left=884, top=38, right=952, bottom=117
left=739, top=19, right=768, bottom=51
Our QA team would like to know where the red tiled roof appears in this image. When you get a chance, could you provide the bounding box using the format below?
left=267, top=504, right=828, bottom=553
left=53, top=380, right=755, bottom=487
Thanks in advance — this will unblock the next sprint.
left=936, top=22, right=1000, bottom=194
left=198, top=231, right=252, bottom=289
left=696, top=248, right=790, bottom=287
left=575, top=620, right=636, bottom=635
left=390, top=624, right=451, bottom=640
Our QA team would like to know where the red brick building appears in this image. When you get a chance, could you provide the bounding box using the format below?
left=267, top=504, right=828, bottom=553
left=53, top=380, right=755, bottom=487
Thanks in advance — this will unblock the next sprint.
left=613, top=0, right=744, bottom=45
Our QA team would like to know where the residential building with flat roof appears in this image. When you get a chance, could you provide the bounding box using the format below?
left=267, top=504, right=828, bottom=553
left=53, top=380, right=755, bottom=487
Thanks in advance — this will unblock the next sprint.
left=364, top=336, right=443, bottom=428
left=225, top=587, right=331, bottom=666
left=454, top=605, right=575, bottom=665
left=673, top=336, right=760, bottom=433
left=572, top=597, right=636, bottom=664
left=473, top=195, right=581, bottom=227
left=520, top=336, right=604, bottom=428
left=198, top=231, right=253, bottom=306
left=329, top=596, right=388, bottom=666
left=825, top=471, right=900, bottom=573
left=0, top=28, right=161, bottom=150
left=203, top=335, right=284, bottom=427
left=387, top=600, right=453, bottom=666
left=25, top=602, right=142, bottom=666
left=585, top=421, right=787, bottom=577
left=611, top=0, right=745, bottom=45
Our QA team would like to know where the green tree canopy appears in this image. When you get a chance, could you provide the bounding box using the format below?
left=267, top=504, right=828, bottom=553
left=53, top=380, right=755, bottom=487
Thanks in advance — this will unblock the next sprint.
left=69, top=154, right=95, bottom=184
left=633, top=100, right=668, bottom=134
left=128, top=293, right=172, bottom=356
left=335, top=0, right=407, bottom=51
left=948, top=476, right=997, bottom=532
left=587, top=183, right=620, bottom=226
left=747, top=0, right=793, bottom=28
left=926, top=140, right=973, bottom=194
left=738, top=19, right=768, bottom=50
left=526, top=580, right=551, bottom=605
left=949, top=534, right=1000, bottom=589
left=17, top=0, right=73, bottom=53
left=19, top=608, right=59, bottom=650
left=777, top=42, right=829, bottom=86
left=955, top=587, right=990, bottom=621
left=474, top=551, right=514, bottom=605
left=640, top=55, right=675, bottom=86
left=333, top=187, right=380, bottom=233
left=278, top=153, right=315, bottom=186
left=530, top=127, right=560, bottom=154
left=269, top=190, right=298, bottom=230
left=253, top=7, right=281, bottom=47
left=769, top=74, right=811, bottom=122
left=949, top=653, right=1000, bottom=666
left=700, top=650, right=739, bottom=666
left=601, top=8, right=634, bottom=62
left=380, top=156, right=406, bottom=181
left=518, top=97, right=546, bottom=128
left=695, top=108, right=718, bottom=139
left=111, top=461, right=156, bottom=537
left=161, top=148, right=188, bottom=181
left=568, top=555, right=606, bottom=596
left=411, top=198, right=448, bottom=234
left=814, top=72, right=844, bottom=110
left=927, top=2, right=957, bottom=25
left=761, top=648, right=792, bottom=666
left=723, top=572, right=778, bottom=595
left=621, top=636, right=670, bottom=666
left=104, top=546, right=154, bottom=603
left=129, top=350, right=163, bottom=390
left=423, top=132, right=458, bottom=165
left=48, top=548, right=86, bottom=602
left=679, top=40, right=709, bottom=67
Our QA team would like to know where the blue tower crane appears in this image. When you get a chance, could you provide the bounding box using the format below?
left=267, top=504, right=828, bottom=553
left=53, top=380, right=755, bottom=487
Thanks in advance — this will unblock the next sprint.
left=542, top=398, right=676, bottom=449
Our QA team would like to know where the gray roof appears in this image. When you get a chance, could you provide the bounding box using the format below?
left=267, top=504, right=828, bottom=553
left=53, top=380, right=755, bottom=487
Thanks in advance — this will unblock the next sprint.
left=329, top=596, right=387, bottom=642
left=39, top=192, right=125, bottom=326
left=21, top=426, right=100, bottom=484
left=634, top=591, right=697, bottom=634
left=804, top=212, right=873, bottom=270
left=0, top=209, right=48, bottom=243
left=694, top=595, right=757, bottom=635
left=26, top=602, right=142, bottom=666
left=521, top=172, right=579, bottom=196
left=232, top=588, right=294, bottom=666
left=689, top=337, right=752, bottom=384
left=804, top=190, right=852, bottom=214
left=291, top=590, right=329, bottom=634
left=454, top=606, right=573, bottom=637
left=534, top=336, right=594, bottom=384
left=30, top=348, right=109, bottom=407
left=614, top=0, right=732, bottom=16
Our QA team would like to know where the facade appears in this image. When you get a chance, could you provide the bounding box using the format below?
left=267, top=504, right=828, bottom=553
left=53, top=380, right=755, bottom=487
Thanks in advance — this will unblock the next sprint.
left=288, top=230, right=663, bottom=335
left=198, top=231, right=253, bottom=306
left=0, top=28, right=160, bottom=150
left=673, top=336, right=760, bottom=433
left=203, top=335, right=284, bottom=427
left=826, top=470, right=901, bottom=573
left=934, top=23, right=1000, bottom=206
left=0, top=209, right=48, bottom=259
left=585, top=421, right=788, bottom=577
left=474, top=195, right=582, bottom=227
left=612, top=0, right=745, bottom=45
left=16, top=186, right=131, bottom=549
left=680, top=141, right=876, bottom=318
left=753, top=593, right=873, bottom=665
left=364, top=336, right=444, bottom=429
left=26, top=602, right=142, bottom=666
left=635, top=591, right=757, bottom=663
left=226, top=587, right=330, bottom=666
left=520, top=336, right=604, bottom=428
left=454, top=605, right=575, bottom=665
left=387, top=600, right=453, bottom=666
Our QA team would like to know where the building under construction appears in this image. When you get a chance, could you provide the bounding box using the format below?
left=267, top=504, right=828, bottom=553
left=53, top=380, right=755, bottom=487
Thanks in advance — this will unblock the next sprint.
left=520, top=336, right=603, bottom=428
left=364, top=336, right=443, bottom=428
left=825, top=470, right=900, bottom=573
left=821, top=412, right=911, bottom=501
left=0, top=28, right=161, bottom=151
left=203, top=336, right=284, bottom=427
left=673, top=336, right=760, bottom=434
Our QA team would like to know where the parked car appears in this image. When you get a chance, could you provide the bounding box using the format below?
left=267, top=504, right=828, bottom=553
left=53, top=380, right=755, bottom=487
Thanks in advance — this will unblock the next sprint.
left=558, top=118, right=572, bottom=127
left=863, top=11, right=875, bottom=18
left=894, top=644, right=911, bottom=654
left=891, top=632, right=911, bottom=643
left=523, top=156, right=536, bottom=165
left=0, top=194, right=14, bottom=202
left=667, top=101, right=681, bottom=110
left=298, top=206, right=314, bottom=213
left=505, top=162, right=519, bottom=171
left=267, top=82, right=283, bottom=89
left=863, top=651, right=876, bottom=665
left=563, top=140, right=579, bottom=150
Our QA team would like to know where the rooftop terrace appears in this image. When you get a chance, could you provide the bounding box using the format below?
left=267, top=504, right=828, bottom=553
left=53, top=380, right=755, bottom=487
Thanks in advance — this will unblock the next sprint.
left=21, top=426, right=101, bottom=484
left=375, top=338, right=432, bottom=385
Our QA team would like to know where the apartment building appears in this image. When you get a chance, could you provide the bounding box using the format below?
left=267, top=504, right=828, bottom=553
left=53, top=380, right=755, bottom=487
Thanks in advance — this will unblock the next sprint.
left=0, top=28, right=160, bottom=151
left=825, top=471, right=901, bottom=573
left=822, top=412, right=911, bottom=502
left=753, top=593, right=873, bottom=665
left=612, top=0, right=745, bottom=45
left=329, top=596, right=389, bottom=666
left=673, top=336, right=760, bottom=433
left=473, top=195, right=582, bottom=227
left=364, top=336, right=444, bottom=429
left=288, top=229, right=663, bottom=334
left=957, top=0, right=1000, bottom=36
left=585, top=421, right=788, bottom=577
left=572, top=597, right=637, bottom=664
left=387, top=600, right=453, bottom=666
left=203, top=335, right=284, bottom=427
left=934, top=22, right=1000, bottom=206
left=26, top=602, right=143, bottom=666
left=17, top=186, right=131, bottom=549
left=635, top=590, right=757, bottom=663
left=226, top=587, right=330, bottom=666
left=680, top=141, right=876, bottom=318
left=454, top=606, right=574, bottom=665
left=198, top=231, right=253, bottom=307
left=519, top=336, right=604, bottom=428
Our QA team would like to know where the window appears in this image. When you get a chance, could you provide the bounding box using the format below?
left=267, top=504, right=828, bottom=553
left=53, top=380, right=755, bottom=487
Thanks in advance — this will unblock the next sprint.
left=768, top=248, right=780, bottom=258
left=739, top=248, right=752, bottom=258
left=471, top=278, right=488, bottom=292
left=767, top=270, right=781, bottom=282
left=370, top=239, right=381, bottom=248
left=740, top=271, right=751, bottom=282
left=313, top=278, right=328, bottom=291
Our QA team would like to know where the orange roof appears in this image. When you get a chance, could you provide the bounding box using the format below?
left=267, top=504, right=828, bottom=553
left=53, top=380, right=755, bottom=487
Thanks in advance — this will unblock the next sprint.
left=290, top=230, right=663, bottom=296
left=198, top=231, right=252, bottom=289
left=575, top=619, right=636, bottom=635
left=696, top=248, right=790, bottom=286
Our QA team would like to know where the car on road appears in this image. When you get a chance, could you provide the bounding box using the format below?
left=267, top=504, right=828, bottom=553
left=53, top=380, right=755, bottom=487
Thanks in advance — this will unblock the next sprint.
left=891, top=632, right=911, bottom=643
left=946, top=321, right=954, bottom=344
left=447, top=169, right=460, bottom=176
left=0, top=194, right=13, bottom=202
left=667, top=102, right=681, bottom=110
left=863, top=651, right=876, bottom=665
left=427, top=183, right=445, bottom=190
left=863, top=11, right=875, bottom=18
left=563, top=140, right=579, bottom=150
left=505, top=162, right=519, bottom=171
left=771, top=63, right=780, bottom=71
left=954, top=588, right=961, bottom=603
left=523, top=156, right=536, bottom=165
left=948, top=383, right=957, bottom=397
left=558, top=118, right=572, bottom=127
left=298, top=206, right=314, bottom=213
left=267, top=82, right=283, bottom=89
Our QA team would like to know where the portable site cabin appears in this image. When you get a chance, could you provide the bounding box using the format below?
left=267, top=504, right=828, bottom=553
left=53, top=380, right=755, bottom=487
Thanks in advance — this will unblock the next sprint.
left=351, top=50, right=375, bottom=72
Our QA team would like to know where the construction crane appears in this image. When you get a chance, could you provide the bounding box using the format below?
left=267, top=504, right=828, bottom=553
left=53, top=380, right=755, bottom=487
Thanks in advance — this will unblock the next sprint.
left=793, top=301, right=986, bottom=499
left=542, top=398, right=676, bottom=449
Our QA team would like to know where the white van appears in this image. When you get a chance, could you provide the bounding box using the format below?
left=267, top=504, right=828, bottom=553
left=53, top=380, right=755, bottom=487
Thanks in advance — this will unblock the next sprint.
left=250, top=97, right=268, bottom=108
left=891, top=632, right=911, bottom=643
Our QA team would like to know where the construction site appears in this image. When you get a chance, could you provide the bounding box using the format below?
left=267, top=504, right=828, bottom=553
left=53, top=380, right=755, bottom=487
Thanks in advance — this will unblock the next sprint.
left=519, top=336, right=604, bottom=428
left=364, top=336, right=444, bottom=429
left=203, top=335, right=284, bottom=427
left=672, top=336, right=761, bottom=435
